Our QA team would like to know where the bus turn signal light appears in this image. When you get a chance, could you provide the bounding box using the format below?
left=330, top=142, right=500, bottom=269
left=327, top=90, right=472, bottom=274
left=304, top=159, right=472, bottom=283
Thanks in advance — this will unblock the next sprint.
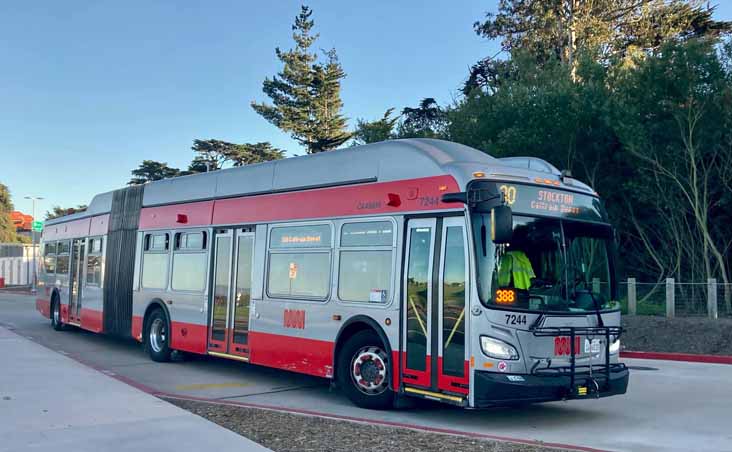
left=495, top=289, right=516, bottom=304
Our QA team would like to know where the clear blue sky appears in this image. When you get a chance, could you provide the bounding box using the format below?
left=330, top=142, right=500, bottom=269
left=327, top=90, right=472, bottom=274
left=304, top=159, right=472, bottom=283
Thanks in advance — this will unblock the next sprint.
left=1, top=1, right=730, bottom=217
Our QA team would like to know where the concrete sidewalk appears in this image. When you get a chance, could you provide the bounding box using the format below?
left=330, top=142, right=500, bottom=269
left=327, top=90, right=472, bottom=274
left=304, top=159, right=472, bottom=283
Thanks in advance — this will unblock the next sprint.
left=0, top=326, right=270, bottom=452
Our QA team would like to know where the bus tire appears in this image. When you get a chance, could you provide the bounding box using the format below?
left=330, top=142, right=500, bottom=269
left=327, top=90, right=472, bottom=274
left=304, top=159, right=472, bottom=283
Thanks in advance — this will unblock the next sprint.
left=145, top=308, right=172, bottom=362
left=51, top=298, right=64, bottom=331
left=337, top=330, right=394, bottom=410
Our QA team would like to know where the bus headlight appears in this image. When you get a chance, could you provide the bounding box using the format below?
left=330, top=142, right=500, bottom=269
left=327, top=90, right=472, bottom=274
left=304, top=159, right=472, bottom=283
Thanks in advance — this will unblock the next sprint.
left=609, top=338, right=620, bottom=355
left=480, top=336, right=519, bottom=360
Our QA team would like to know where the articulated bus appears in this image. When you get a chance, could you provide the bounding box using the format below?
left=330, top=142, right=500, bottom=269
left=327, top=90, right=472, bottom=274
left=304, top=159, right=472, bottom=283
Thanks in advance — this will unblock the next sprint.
left=36, top=139, right=628, bottom=409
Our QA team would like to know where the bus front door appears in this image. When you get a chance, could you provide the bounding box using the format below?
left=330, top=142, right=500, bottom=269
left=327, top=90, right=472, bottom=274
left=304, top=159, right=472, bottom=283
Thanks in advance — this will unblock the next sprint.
left=68, top=238, right=85, bottom=325
left=401, top=217, right=469, bottom=400
left=208, top=228, right=255, bottom=360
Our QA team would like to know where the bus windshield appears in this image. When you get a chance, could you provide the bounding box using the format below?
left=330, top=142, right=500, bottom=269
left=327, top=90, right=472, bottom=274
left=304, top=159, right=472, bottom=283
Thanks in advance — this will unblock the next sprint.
left=471, top=214, right=617, bottom=313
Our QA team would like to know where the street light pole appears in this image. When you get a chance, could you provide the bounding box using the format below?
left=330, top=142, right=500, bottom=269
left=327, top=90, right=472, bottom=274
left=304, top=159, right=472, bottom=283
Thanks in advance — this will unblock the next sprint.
left=24, top=196, right=43, bottom=293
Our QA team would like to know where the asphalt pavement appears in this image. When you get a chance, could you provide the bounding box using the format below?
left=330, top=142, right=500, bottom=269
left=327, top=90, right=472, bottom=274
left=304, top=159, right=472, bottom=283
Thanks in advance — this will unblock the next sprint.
left=1, top=292, right=730, bottom=452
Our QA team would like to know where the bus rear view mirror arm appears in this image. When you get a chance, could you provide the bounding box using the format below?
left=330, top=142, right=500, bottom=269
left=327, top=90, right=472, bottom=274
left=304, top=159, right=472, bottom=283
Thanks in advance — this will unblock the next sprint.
left=441, top=192, right=467, bottom=204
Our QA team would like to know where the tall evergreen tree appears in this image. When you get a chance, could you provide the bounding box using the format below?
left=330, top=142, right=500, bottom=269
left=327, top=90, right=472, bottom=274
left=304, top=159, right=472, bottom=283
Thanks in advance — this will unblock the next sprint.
left=352, top=108, right=399, bottom=145
left=129, top=160, right=181, bottom=185
left=229, top=142, right=285, bottom=166
left=397, top=98, right=447, bottom=138
left=252, top=5, right=351, bottom=153
left=0, top=183, right=17, bottom=243
left=190, top=139, right=238, bottom=171
left=468, top=0, right=731, bottom=89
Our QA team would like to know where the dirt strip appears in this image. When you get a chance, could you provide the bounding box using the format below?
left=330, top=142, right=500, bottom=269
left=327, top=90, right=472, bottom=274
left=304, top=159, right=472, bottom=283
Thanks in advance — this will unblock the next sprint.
left=621, top=315, right=732, bottom=355
left=165, top=397, right=576, bottom=452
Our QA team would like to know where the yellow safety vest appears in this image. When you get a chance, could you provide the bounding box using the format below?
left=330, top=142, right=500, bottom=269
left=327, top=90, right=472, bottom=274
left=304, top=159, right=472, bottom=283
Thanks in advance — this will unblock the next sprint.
left=497, top=251, right=536, bottom=290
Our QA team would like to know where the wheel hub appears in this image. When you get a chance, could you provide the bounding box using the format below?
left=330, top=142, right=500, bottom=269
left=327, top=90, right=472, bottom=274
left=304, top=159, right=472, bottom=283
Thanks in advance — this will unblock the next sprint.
left=150, top=318, right=166, bottom=353
left=351, top=346, right=388, bottom=395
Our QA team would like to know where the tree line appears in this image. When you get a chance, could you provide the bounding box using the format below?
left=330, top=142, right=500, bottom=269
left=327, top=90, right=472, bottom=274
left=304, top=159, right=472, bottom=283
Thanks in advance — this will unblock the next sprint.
left=43, top=2, right=732, bottom=310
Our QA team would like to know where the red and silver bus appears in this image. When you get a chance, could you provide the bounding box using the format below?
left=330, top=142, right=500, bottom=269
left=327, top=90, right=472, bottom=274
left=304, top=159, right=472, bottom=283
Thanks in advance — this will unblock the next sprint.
left=36, top=139, right=628, bottom=409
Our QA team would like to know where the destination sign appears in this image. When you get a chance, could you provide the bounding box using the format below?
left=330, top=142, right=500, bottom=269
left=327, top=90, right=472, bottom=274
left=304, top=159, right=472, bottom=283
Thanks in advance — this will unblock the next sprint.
left=493, top=182, right=607, bottom=222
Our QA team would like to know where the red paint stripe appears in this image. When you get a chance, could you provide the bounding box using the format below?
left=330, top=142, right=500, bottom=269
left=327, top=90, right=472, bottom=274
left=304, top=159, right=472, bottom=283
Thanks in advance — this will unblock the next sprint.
left=621, top=350, right=732, bottom=365
left=213, top=175, right=458, bottom=226
left=138, top=175, right=459, bottom=230
left=80, top=308, right=104, bottom=333
left=131, top=315, right=143, bottom=342
left=170, top=320, right=208, bottom=354
left=89, top=214, right=110, bottom=236
left=35, top=298, right=50, bottom=318
left=139, top=200, right=214, bottom=230
left=249, top=331, right=334, bottom=378
left=436, top=357, right=470, bottom=395
left=401, top=352, right=432, bottom=387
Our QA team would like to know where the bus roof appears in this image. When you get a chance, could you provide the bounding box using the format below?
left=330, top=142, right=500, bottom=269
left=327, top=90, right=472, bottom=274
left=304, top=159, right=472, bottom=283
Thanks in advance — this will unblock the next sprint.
left=46, top=138, right=594, bottom=225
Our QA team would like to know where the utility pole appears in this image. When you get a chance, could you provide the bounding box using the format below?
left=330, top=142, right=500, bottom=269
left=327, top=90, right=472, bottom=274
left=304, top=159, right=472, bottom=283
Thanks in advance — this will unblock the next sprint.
left=25, top=196, right=43, bottom=293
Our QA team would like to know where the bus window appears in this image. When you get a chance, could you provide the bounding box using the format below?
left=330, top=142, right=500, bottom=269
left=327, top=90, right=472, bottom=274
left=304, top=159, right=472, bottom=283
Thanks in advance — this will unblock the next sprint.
left=56, top=241, right=71, bottom=276
left=171, top=231, right=207, bottom=292
left=267, top=224, right=332, bottom=300
left=142, top=233, right=169, bottom=290
left=338, top=221, right=394, bottom=303
left=86, top=237, right=103, bottom=286
left=43, top=242, right=57, bottom=275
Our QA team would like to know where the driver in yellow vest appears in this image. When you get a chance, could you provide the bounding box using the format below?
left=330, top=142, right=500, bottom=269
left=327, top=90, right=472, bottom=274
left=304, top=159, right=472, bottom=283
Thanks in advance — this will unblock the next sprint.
left=497, top=250, right=536, bottom=290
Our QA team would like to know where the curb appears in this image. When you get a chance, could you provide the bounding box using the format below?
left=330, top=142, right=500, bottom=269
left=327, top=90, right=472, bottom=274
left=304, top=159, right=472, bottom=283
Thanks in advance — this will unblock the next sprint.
left=621, top=350, right=732, bottom=365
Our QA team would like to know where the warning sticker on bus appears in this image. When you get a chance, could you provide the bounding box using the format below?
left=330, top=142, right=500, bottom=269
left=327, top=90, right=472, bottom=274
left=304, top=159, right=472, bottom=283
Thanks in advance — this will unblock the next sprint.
left=369, top=289, right=387, bottom=303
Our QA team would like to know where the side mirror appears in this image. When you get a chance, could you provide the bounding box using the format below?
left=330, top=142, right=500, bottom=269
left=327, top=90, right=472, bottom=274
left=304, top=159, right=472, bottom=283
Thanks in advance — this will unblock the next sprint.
left=441, top=192, right=467, bottom=204
left=491, top=205, right=513, bottom=244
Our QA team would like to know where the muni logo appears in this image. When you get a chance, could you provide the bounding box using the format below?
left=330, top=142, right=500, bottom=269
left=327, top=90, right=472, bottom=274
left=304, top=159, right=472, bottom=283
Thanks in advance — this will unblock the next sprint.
left=283, top=309, right=305, bottom=329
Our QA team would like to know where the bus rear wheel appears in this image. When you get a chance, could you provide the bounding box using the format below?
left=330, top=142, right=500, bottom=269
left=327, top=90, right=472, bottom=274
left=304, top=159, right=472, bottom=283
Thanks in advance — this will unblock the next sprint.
left=337, top=330, right=394, bottom=410
left=145, top=309, right=172, bottom=362
left=51, top=298, right=64, bottom=331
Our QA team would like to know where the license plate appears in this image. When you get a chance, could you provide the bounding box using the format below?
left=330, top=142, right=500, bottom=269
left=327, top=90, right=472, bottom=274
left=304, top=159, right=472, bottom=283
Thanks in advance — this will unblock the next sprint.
left=587, top=339, right=602, bottom=354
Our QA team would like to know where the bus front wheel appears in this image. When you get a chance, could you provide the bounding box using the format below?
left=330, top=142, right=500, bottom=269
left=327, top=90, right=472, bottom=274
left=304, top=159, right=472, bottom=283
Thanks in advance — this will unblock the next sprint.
left=337, top=330, right=394, bottom=410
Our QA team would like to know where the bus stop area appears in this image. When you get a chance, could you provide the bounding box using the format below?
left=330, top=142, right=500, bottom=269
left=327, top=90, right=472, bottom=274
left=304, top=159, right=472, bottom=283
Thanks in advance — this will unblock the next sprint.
left=1, top=292, right=731, bottom=452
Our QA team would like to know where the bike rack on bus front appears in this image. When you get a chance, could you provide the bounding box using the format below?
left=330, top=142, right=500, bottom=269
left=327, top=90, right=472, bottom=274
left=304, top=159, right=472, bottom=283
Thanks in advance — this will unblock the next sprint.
left=530, top=325, right=626, bottom=397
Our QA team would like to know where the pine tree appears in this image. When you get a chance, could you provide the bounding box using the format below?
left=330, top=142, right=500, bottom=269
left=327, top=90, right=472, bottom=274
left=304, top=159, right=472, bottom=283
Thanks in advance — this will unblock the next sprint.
left=128, top=160, right=181, bottom=185
left=353, top=108, right=399, bottom=145
left=252, top=6, right=351, bottom=153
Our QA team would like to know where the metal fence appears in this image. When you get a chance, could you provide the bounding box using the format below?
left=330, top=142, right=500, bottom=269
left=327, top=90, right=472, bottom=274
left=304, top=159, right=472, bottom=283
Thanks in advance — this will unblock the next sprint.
left=620, top=278, right=732, bottom=319
left=0, top=243, right=39, bottom=287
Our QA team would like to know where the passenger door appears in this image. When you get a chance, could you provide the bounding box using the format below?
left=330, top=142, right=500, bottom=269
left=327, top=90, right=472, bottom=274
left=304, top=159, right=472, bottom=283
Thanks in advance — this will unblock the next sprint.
left=208, top=228, right=255, bottom=360
left=68, top=238, right=85, bottom=325
left=401, top=217, right=469, bottom=398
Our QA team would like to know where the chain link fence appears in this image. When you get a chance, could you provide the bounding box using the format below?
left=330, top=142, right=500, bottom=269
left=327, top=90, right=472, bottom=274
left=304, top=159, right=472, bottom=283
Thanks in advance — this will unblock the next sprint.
left=620, top=278, right=732, bottom=319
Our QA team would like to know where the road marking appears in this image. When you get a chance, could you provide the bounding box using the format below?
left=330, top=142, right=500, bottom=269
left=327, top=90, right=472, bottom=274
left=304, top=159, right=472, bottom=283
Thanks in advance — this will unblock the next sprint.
left=175, top=382, right=253, bottom=391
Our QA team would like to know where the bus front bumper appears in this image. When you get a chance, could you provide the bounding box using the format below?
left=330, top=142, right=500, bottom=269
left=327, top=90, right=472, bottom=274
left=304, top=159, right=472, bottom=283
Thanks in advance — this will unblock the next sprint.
left=473, top=365, right=629, bottom=407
